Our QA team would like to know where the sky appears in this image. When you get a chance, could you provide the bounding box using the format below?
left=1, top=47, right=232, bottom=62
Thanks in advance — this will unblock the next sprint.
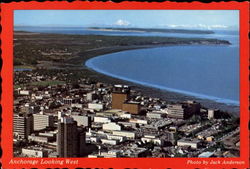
left=14, top=10, right=239, bottom=30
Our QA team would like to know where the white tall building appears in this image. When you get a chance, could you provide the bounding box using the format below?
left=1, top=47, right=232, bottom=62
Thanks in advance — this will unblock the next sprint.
left=72, top=115, right=91, bottom=127
left=33, top=114, right=54, bottom=131
left=208, top=109, right=214, bottom=119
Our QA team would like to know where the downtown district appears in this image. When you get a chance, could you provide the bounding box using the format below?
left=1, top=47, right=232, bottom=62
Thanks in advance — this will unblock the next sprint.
left=13, top=69, right=240, bottom=158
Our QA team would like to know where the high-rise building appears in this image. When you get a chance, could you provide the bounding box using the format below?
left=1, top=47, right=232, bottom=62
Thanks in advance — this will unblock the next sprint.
left=122, top=101, right=141, bottom=114
left=167, top=104, right=188, bottom=119
left=207, top=109, right=220, bottom=119
left=13, top=113, right=33, bottom=139
left=33, top=113, right=54, bottom=131
left=72, top=115, right=91, bottom=127
left=111, top=85, right=130, bottom=109
left=207, top=109, right=214, bottom=119
left=57, top=117, right=85, bottom=157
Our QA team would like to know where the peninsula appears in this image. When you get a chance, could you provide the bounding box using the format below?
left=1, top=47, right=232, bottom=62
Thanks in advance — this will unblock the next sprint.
left=14, top=31, right=230, bottom=67
left=88, top=27, right=215, bottom=34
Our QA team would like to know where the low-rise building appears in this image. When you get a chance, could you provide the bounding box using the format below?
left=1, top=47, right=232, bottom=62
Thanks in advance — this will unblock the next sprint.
left=28, top=134, right=54, bottom=143
left=106, top=134, right=125, bottom=142
left=123, top=147, right=148, bottom=157
left=88, top=103, right=104, bottom=111
left=147, top=112, right=165, bottom=119
left=101, top=139, right=118, bottom=145
left=129, top=119, right=147, bottom=125
left=177, top=138, right=201, bottom=149
left=112, top=131, right=136, bottom=140
left=103, top=122, right=121, bottom=131
left=198, top=151, right=214, bottom=158
left=71, top=103, right=83, bottom=109
left=21, top=148, right=48, bottom=157
left=141, top=137, right=162, bottom=146
left=119, top=113, right=131, bottom=119
left=94, top=116, right=111, bottom=123
left=19, top=90, right=30, bottom=96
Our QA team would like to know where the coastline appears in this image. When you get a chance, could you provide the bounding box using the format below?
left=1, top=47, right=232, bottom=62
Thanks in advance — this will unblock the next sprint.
left=66, top=46, right=239, bottom=115
left=14, top=31, right=239, bottom=115
left=86, top=56, right=239, bottom=105
left=83, top=61, right=239, bottom=116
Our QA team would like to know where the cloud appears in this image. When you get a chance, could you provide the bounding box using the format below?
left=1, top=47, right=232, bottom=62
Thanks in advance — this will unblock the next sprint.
left=209, top=25, right=228, bottom=29
left=163, top=24, right=229, bottom=30
left=114, top=19, right=130, bottom=26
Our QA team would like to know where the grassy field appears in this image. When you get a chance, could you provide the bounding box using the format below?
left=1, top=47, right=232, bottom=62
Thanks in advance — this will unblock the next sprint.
left=15, top=80, right=65, bottom=89
left=30, top=80, right=65, bottom=86
left=14, top=65, right=36, bottom=69
left=14, top=31, right=230, bottom=66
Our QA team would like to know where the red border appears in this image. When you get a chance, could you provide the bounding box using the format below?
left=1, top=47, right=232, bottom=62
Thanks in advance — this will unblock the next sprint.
left=1, top=2, right=249, bottom=169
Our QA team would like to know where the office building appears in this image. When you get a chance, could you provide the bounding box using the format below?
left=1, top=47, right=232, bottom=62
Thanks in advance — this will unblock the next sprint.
left=13, top=113, right=33, bottom=139
left=207, top=109, right=214, bottom=119
left=57, top=117, right=85, bottom=157
left=72, top=115, right=91, bottom=127
left=112, top=85, right=130, bottom=109
left=122, top=101, right=141, bottom=114
left=207, top=109, right=220, bottom=119
left=167, top=104, right=193, bottom=119
left=33, top=113, right=54, bottom=131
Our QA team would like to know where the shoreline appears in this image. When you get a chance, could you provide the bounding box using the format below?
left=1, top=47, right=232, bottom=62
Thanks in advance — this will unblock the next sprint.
left=19, top=45, right=240, bottom=116
left=14, top=31, right=239, bottom=115
left=83, top=64, right=239, bottom=117
left=66, top=45, right=239, bottom=115
left=83, top=64, right=240, bottom=116
left=85, top=57, right=239, bottom=106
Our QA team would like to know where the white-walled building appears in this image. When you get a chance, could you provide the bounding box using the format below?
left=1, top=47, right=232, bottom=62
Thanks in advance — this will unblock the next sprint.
left=72, top=115, right=91, bottom=127
left=21, top=148, right=48, bottom=157
left=71, top=103, right=83, bottom=109
left=208, top=109, right=214, bottom=119
left=103, top=122, right=121, bottom=131
left=33, top=114, right=54, bottom=131
left=94, top=117, right=111, bottom=123
left=88, top=103, right=104, bottom=111
left=19, top=90, right=30, bottom=96
left=101, top=139, right=118, bottom=145
left=177, top=139, right=201, bottom=149
left=129, top=119, right=147, bottom=125
left=112, top=131, right=136, bottom=139
left=119, top=113, right=131, bottom=119
left=106, top=134, right=125, bottom=142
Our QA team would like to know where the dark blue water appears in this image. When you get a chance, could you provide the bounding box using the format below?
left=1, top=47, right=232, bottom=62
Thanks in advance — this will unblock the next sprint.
left=15, top=26, right=239, bottom=105
left=85, top=31, right=239, bottom=106
left=14, top=68, right=32, bottom=72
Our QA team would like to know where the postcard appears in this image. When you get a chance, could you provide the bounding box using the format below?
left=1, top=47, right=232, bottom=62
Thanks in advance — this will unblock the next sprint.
left=1, top=1, right=249, bottom=169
